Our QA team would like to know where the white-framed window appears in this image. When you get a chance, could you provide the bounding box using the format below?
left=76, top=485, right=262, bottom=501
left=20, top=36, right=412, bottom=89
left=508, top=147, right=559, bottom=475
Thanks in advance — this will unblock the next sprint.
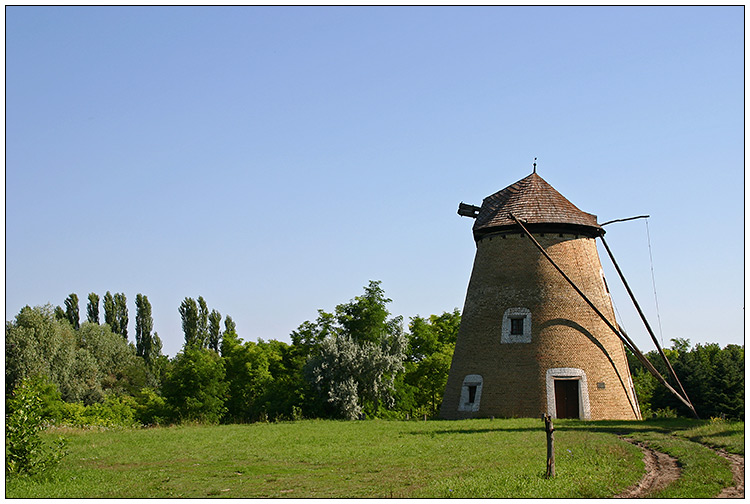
left=458, top=374, right=483, bottom=412
left=501, top=307, right=532, bottom=343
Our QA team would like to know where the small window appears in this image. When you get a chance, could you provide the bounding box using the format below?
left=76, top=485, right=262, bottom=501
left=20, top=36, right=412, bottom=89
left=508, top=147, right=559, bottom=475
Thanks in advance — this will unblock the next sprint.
left=458, top=374, right=483, bottom=412
left=501, top=307, right=532, bottom=343
left=510, top=317, right=524, bottom=336
left=467, top=385, right=477, bottom=404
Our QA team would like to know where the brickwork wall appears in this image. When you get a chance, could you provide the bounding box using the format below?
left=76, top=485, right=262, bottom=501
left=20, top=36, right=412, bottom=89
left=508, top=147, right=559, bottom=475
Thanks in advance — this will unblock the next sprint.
left=441, top=231, right=640, bottom=420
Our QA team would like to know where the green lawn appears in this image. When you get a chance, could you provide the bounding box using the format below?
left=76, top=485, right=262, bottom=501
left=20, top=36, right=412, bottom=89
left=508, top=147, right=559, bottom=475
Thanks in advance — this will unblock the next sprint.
left=5, top=418, right=742, bottom=498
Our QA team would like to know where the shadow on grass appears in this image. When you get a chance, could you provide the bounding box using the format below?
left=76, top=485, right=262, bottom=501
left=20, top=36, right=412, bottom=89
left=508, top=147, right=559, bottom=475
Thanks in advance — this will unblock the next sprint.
left=406, top=418, right=707, bottom=437
left=409, top=427, right=542, bottom=435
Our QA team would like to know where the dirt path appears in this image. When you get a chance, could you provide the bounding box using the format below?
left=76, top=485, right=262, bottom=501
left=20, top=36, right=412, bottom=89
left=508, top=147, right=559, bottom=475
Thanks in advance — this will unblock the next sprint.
left=615, top=438, right=744, bottom=499
left=614, top=438, right=680, bottom=498
left=716, top=450, right=744, bottom=498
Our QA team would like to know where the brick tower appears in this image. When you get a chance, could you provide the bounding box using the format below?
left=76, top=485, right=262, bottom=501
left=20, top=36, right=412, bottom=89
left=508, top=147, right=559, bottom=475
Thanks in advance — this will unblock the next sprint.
left=441, top=170, right=641, bottom=420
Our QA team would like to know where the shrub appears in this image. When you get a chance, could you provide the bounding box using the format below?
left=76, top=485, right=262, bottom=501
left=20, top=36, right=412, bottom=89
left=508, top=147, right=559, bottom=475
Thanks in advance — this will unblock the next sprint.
left=134, top=387, right=169, bottom=426
left=57, top=395, right=139, bottom=428
left=6, top=378, right=66, bottom=476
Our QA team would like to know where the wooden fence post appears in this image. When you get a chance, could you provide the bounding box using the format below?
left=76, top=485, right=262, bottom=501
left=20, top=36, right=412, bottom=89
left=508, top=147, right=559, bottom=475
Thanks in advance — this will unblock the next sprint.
left=543, top=414, right=555, bottom=478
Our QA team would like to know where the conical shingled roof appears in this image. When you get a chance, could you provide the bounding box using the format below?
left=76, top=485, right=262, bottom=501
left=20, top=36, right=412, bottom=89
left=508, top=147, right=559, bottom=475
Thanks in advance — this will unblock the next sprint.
left=472, top=172, right=602, bottom=239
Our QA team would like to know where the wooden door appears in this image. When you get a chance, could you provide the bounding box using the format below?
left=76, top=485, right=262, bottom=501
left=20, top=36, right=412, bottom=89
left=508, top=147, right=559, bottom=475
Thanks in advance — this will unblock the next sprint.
left=554, top=379, right=580, bottom=419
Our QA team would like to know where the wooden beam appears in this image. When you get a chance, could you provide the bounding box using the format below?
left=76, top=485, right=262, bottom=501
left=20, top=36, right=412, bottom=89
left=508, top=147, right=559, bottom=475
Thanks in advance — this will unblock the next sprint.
left=509, top=213, right=698, bottom=418
left=599, top=235, right=696, bottom=416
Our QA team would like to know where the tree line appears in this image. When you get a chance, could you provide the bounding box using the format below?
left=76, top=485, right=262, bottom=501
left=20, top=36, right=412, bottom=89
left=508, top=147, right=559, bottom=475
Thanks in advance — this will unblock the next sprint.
left=5, top=281, right=459, bottom=425
left=5, top=281, right=742, bottom=427
left=628, top=338, right=744, bottom=420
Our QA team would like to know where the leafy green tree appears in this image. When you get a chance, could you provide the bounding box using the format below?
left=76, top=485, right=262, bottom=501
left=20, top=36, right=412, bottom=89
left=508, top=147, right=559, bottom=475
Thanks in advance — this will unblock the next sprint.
left=87, top=293, right=100, bottom=324
left=208, top=309, right=222, bottom=352
left=306, top=332, right=406, bottom=419
left=301, top=281, right=407, bottom=419
left=162, top=347, right=227, bottom=423
left=407, top=345, right=454, bottom=417
left=290, top=310, right=336, bottom=357
left=224, top=315, right=236, bottom=335
left=179, top=297, right=200, bottom=348
left=335, top=280, right=400, bottom=345
left=221, top=332, right=273, bottom=422
left=630, top=366, right=657, bottom=417
left=5, top=305, right=77, bottom=398
left=6, top=304, right=150, bottom=406
left=76, top=322, right=146, bottom=400
left=54, top=305, right=66, bottom=323
left=64, top=293, right=80, bottom=330
left=398, top=310, right=460, bottom=417
left=256, top=339, right=309, bottom=420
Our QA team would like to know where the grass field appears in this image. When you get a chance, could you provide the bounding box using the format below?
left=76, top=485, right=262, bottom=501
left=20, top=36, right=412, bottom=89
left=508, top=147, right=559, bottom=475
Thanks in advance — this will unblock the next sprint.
left=5, top=418, right=742, bottom=498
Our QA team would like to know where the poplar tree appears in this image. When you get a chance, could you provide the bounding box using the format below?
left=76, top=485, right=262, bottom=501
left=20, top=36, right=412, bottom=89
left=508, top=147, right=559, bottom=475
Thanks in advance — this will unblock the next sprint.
left=64, top=293, right=80, bottom=330
left=103, top=292, right=116, bottom=331
left=113, top=293, right=128, bottom=340
left=135, top=294, right=154, bottom=359
left=197, top=296, right=209, bottom=348
left=87, top=293, right=100, bottom=324
left=208, top=309, right=222, bottom=352
left=179, top=297, right=199, bottom=348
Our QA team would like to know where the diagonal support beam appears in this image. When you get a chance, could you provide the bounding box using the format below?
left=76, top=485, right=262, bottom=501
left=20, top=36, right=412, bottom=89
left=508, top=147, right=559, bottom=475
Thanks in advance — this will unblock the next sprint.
left=599, top=235, right=696, bottom=416
left=509, top=214, right=698, bottom=418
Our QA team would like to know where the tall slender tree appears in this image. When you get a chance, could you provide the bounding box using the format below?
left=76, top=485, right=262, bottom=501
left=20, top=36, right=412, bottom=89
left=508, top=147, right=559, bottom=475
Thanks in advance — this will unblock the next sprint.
left=197, top=296, right=209, bottom=348
left=64, top=293, right=80, bottom=330
left=208, top=309, right=222, bottom=352
left=113, top=293, right=129, bottom=340
left=179, top=297, right=199, bottom=348
left=87, top=293, right=100, bottom=324
left=103, top=291, right=116, bottom=331
left=135, top=294, right=154, bottom=359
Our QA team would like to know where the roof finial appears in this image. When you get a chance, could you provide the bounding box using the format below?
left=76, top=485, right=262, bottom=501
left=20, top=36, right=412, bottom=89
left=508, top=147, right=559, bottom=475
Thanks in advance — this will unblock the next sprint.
left=533, top=157, right=537, bottom=174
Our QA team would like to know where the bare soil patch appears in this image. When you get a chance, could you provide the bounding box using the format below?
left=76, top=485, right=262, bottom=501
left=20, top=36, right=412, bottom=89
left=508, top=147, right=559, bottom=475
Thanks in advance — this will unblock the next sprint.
left=614, top=438, right=680, bottom=498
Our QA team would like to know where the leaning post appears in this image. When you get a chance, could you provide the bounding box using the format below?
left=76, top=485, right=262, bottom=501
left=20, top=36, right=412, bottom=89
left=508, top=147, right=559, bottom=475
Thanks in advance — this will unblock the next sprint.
left=543, top=414, right=555, bottom=478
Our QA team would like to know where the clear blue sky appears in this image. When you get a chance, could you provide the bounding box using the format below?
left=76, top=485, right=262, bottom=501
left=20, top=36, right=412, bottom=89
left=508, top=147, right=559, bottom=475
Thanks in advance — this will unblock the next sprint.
left=6, top=6, right=744, bottom=358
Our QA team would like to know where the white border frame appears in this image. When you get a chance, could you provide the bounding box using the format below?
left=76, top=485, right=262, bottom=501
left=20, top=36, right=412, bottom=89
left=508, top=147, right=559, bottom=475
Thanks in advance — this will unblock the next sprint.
left=501, top=307, right=532, bottom=343
left=546, top=367, right=591, bottom=420
left=458, top=374, right=483, bottom=412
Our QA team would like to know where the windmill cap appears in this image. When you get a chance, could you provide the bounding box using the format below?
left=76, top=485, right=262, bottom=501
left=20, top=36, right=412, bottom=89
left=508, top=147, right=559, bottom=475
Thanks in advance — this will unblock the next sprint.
left=472, top=172, right=603, bottom=240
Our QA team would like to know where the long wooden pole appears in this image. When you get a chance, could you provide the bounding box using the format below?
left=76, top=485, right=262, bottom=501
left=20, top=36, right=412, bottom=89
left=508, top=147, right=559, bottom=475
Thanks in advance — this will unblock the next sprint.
left=509, top=214, right=698, bottom=418
left=599, top=235, right=696, bottom=415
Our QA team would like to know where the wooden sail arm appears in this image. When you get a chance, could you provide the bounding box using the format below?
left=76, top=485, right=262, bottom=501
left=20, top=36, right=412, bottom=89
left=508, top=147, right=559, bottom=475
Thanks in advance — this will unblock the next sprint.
left=599, top=235, right=696, bottom=415
left=509, top=213, right=699, bottom=418
left=600, top=215, right=650, bottom=227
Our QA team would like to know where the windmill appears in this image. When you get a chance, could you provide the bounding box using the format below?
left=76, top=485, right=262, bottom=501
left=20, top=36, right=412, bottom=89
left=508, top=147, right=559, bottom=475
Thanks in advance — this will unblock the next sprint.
left=441, top=165, right=696, bottom=420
